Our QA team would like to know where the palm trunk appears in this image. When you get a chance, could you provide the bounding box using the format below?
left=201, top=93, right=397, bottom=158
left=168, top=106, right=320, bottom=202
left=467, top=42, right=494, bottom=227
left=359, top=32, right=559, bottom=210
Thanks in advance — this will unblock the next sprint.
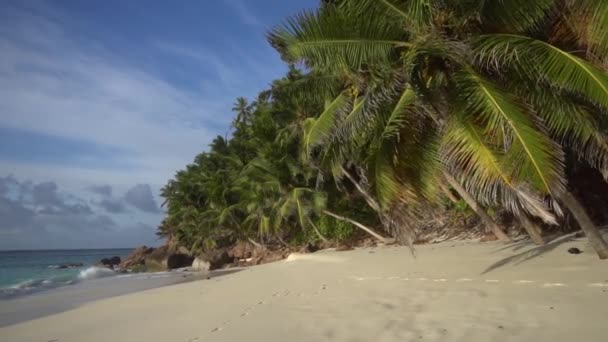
left=559, top=191, right=608, bottom=259
left=247, top=238, right=263, bottom=249
left=443, top=172, right=512, bottom=242
left=517, top=214, right=545, bottom=245
left=308, top=218, right=329, bottom=243
left=322, top=210, right=394, bottom=244
left=439, top=182, right=459, bottom=204
left=340, top=166, right=381, bottom=211
left=340, top=166, right=395, bottom=236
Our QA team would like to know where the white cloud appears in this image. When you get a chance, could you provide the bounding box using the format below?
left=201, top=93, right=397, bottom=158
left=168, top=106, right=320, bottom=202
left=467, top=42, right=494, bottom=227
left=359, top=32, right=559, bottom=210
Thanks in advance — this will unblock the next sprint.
left=0, top=4, right=232, bottom=188
left=224, top=0, right=265, bottom=28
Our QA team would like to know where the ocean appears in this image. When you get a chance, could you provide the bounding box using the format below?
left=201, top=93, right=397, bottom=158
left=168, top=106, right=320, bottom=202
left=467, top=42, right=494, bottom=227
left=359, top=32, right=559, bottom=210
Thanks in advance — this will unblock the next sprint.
left=0, top=248, right=133, bottom=299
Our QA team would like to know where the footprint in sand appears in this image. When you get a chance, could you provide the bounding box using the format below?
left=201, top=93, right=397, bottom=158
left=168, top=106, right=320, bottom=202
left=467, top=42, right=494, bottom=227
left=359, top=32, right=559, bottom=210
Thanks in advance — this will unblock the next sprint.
left=188, top=337, right=199, bottom=342
left=211, top=327, right=222, bottom=333
left=589, top=283, right=608, bottom=287
left=543, top=283, right=566, bottom=288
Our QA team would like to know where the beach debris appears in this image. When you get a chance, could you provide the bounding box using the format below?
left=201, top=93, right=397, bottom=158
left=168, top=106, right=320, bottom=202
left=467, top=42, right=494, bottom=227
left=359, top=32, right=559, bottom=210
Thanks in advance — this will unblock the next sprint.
left=567, top=247, right=582, bottom=254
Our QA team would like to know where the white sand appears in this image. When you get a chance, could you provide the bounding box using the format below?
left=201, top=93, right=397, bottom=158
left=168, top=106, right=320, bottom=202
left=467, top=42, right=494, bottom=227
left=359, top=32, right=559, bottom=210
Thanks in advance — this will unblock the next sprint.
left=1, top=237, right=607, bottom=342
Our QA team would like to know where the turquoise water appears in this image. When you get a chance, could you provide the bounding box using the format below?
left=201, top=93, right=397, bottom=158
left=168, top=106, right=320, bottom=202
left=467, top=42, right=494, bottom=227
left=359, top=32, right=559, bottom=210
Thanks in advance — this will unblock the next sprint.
left=0, top=249, right=133, bottom=298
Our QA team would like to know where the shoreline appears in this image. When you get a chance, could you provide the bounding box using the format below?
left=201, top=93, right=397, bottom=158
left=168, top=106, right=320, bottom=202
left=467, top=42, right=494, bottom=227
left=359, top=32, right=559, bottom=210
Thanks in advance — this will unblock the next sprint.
left=0, top=268, right=240, bottom=327
left=1, top=238, right=607, bottom=341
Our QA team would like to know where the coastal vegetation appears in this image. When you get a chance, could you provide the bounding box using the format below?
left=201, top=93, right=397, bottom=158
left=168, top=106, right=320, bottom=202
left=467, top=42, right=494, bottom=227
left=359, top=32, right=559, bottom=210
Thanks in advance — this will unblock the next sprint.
left=158, top=0, right=608, bottom=261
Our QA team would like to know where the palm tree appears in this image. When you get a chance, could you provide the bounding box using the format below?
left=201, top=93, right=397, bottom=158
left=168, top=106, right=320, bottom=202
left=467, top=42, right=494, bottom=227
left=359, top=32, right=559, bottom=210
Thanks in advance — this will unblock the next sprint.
left=231, top=97, right=253, bottom=128
left=271, top=0, right=608, bottom=258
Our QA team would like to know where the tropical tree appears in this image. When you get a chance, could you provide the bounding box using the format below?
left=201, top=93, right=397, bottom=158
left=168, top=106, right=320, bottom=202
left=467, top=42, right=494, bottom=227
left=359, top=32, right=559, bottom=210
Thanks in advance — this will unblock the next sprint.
left=270, top=0, right=608, bottom=258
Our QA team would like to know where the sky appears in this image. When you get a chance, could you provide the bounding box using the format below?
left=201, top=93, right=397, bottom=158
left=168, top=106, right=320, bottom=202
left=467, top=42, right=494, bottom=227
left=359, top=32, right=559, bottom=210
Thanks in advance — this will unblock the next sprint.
left=0, top=0, right=318, bottom=250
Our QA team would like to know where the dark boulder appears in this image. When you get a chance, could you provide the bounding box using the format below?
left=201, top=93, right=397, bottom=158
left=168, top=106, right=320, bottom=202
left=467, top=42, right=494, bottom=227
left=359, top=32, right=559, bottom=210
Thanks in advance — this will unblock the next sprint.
left=98, top=256, right=122, bottom=269
left=166, top=253, right=194, bottom=269
left=199, top=248, right=235, bottom=270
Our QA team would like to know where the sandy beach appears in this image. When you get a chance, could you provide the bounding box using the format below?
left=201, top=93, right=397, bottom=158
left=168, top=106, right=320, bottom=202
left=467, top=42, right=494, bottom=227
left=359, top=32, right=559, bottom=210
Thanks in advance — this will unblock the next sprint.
left=1, top=236, right=607, bottom=342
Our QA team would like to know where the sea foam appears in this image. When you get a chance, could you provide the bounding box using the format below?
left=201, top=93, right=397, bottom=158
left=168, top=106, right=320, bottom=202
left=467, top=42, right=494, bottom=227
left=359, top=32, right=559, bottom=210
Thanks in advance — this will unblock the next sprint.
left=78, top=266, right=115, bottom=280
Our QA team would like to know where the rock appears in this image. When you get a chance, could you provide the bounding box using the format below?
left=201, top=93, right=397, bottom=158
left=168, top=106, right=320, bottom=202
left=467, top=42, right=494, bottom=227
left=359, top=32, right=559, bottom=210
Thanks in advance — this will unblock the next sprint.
left=97, top=256, right=122, bottom=269
left=141, top=245, right=194, bottom=271
left=192, top=257, right=210, bottom=272
left=166, top=253, right=194, bottom=269
left=229, top=241, right=257, bottom=259
left=299, top=242, right=320, bottom=253
left=120, top=246, right=155, bottom=269
left=568, top=247, right=582, bottom=254
left=177, top=246, right=191, bottom=255
left=198, top=249, right=234, bottom=270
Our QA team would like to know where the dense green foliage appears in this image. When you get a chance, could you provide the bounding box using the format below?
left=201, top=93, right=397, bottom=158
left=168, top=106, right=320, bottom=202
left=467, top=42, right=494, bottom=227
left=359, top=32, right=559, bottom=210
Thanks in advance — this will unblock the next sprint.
left=160, top=0, right=608, bottom=258
left=158, top=69, right=379, bottom=254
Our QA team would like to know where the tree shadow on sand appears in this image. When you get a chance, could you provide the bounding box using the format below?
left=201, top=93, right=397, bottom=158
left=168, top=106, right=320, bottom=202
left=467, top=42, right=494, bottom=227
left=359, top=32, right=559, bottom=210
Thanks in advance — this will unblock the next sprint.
left=481, top=231, right=582, bottom=274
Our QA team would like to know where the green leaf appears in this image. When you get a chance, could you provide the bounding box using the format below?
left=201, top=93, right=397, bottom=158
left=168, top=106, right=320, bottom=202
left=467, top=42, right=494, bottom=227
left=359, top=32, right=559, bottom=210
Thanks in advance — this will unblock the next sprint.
left=454, top=70, right=565, bottom=195
left=480, top=0, right=554, bottom=32
left=270, top=7, right=408, bottom=72
left=474, top=34, right=608, bottom=109
left=304, top=93, right=348, bottom=156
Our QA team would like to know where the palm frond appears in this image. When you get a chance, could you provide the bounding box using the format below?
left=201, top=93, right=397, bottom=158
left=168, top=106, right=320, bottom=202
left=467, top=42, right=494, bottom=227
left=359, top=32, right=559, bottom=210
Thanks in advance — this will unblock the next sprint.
left=303, top=93, right=348, bottom=157
left=270, top=7, right=408, bottom=72
left=525, top=89, right=608, bottom=173
left=568, top=0, right=608, bottom=62
left=480, top=0, right=554, bottom=32
left=341, top=0, right=435, bottom=28
left=454, top=70, right=566, bottom=195
left=442, top=112, right=556, bottom=223
left=474, top=34, right=608, bottom=109
left=381, top=85, right=416, bottom=140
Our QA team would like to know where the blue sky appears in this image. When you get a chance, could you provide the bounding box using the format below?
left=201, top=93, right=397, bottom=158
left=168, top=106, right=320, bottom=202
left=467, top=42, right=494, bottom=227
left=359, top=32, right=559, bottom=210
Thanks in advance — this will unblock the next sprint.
left=0, top=0, right=318, bottom=249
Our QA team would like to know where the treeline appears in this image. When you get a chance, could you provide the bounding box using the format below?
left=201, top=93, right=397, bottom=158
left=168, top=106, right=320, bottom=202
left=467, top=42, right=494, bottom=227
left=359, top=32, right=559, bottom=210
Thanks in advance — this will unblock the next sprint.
left=159, top=0, right=608, bottom=259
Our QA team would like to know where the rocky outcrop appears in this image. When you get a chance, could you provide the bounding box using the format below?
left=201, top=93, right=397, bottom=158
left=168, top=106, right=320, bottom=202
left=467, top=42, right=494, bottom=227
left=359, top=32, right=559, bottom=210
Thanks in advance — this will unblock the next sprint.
left=198, top=248, right=234, bottom=270
left=98, top=256, right=121, bottom=269
left=120, top=245, right=193, bottom=272
left=166, top=253, right=194, bottom=269
left=119, top=246, right=155, bottom=269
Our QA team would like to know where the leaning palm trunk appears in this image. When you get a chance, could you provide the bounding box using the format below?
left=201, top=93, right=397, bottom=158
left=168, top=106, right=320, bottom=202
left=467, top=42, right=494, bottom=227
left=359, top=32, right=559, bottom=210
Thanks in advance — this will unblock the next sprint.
left=443, top=172, right=512, bottom=242
left=339, top=166, right=397, bottom=236
left=340, top=166, right=381, bottom=212
left=517, top=214, right=545, bottom=245
left=247, top=238, right=263, bottom=249
left=439, top=182, right=459, bottom=204
left=308, top=217, right=329, bottom=243
left=559, top=191, right=608, bottom=259
left=322, top=210, right=394, bottom=244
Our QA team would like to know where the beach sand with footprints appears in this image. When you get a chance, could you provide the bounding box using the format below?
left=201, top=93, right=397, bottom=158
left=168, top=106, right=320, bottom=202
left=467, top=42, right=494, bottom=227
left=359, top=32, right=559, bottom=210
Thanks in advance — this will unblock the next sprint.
left=1, top=237, right=607, bottom=342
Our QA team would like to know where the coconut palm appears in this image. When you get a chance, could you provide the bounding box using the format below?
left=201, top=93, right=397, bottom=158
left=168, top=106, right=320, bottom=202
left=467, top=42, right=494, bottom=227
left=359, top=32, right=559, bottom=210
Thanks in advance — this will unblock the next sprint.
left=270, top=0, right=608, bottom=258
